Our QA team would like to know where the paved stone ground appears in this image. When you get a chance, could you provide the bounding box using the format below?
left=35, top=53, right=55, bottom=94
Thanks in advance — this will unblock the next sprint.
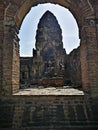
left=14, top=86, right=84, bottom=95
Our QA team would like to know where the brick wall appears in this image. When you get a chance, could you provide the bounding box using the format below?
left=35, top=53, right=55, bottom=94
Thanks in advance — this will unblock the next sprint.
left=12, top=34, right=20, bottom=94
left=0, top=96, right=98, bottom=129
left=0, top=1, right=98, bottom=130
left=65, top=47, right=82, bottom=87
left=0, top=1, right=4, bottom=95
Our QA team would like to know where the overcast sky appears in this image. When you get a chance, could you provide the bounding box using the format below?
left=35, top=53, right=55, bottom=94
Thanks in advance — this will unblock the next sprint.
left=19, top=3, right=80, bottom=57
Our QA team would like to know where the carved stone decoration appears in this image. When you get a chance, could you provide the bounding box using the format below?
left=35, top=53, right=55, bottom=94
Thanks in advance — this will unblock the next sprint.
left=83, top=18, right=95, bottom=26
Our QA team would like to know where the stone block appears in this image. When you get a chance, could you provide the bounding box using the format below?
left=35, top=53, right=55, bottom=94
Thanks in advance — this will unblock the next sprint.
left=38, top=77, right=64, bottom=87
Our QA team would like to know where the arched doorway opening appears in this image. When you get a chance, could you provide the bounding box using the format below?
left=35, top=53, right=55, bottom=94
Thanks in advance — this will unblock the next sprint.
left=19, top=3, right=81, bottom=90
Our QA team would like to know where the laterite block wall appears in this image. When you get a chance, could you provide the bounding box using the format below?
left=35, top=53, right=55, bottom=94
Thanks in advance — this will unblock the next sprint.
left=0, top=96, right=98, bottom=130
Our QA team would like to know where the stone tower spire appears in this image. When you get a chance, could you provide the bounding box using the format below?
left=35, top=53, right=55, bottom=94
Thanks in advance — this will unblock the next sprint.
left=35, top=10, right=63, bottom=51
left=35, top=10, right=66, bottom=78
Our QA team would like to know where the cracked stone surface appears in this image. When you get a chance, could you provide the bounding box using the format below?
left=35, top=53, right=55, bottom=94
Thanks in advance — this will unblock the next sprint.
left=13, top=87, right=84, bottom=95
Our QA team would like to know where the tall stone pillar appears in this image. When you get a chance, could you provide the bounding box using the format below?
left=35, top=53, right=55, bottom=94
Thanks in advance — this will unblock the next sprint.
left=2, top=23, right=20, bottom=96
left=11, top=26, right=20, bottom=94
left=0, top=1, right=4, bottom=95
left=92, top=1, right=98, bottom=98
left=0, top=0, right=21, bottom=96
left=80, top=21, right=98, bottom=98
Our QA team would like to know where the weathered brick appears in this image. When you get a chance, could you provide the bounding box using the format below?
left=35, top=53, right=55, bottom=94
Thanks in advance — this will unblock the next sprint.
left=0, top=0, right=98, bottom=129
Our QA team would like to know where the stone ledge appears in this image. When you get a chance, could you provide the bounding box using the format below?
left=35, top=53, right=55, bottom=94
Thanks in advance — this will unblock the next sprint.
left=13, top=87, right=84, bottom=96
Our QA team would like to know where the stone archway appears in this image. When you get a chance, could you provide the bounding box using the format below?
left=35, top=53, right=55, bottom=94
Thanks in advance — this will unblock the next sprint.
left=0, top=0, right=98, bottom=97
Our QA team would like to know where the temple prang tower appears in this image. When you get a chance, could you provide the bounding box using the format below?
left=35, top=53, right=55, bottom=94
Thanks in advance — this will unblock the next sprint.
left=20, top=10, right=67, bottom=87
left=1, top=1, right=98, bottom=129
left=35, top=11, right=66, bottom=78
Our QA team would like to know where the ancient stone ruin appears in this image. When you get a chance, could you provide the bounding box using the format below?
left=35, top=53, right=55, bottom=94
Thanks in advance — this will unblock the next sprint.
left=20, top=10, right=81, bottom=88
left=0, top=0, right=98, bottom=129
